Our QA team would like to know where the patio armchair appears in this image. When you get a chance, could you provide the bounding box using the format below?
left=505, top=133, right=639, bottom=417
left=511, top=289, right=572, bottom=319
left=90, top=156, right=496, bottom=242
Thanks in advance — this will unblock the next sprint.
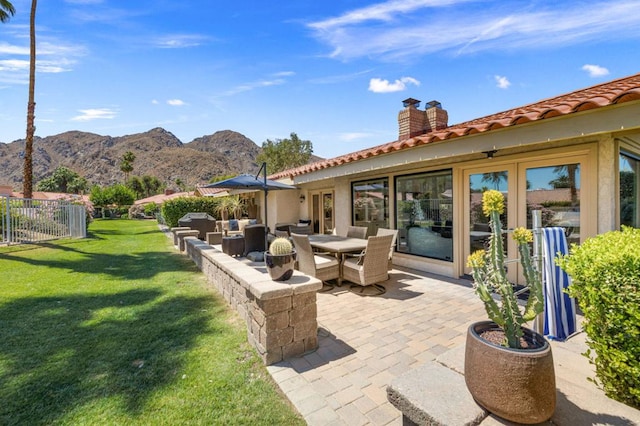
left=376, top=228, right=398, bottom=270
left=243, top=224, right=267, bottom=256
left=341, top=234, right=394, bottom=295
left=346, top=225, right=368, bottom=239
left=290, top=233, right=340, bottom=289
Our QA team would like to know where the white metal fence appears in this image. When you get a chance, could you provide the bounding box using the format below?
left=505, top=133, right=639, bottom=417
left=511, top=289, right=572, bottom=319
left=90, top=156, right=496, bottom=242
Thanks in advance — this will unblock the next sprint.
left=1, top=196, right=87, bottom=245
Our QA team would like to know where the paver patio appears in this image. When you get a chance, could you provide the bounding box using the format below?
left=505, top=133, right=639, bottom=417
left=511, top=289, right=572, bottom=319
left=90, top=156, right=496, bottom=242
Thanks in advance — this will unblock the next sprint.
left=266, top=267, right=640, bottom=426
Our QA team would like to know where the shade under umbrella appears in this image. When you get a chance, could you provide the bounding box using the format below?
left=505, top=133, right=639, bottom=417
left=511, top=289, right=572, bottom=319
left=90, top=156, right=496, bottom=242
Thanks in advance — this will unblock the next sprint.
left=203, top=164, right=297, bottom=254
left=541, top=227, right=577, bottom=341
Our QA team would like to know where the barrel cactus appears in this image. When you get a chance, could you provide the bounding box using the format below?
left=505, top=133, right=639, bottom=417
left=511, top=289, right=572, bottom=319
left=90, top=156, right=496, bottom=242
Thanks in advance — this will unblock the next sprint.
left=466, top=190, right=544, bottom=349
left=269, top=237, right=293, bottom=255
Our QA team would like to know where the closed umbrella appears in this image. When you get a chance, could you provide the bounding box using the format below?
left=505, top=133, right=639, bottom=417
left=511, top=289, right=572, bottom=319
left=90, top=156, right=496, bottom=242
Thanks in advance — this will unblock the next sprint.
left=541, top=227, right=577, bottom=340
left=203, top=163, right=296, bottom=253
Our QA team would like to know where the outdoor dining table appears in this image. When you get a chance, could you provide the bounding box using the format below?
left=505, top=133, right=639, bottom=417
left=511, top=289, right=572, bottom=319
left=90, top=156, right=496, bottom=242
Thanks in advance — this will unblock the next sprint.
left=307, top=234, right=368, bottom=286
left=307, top=234, right=368, bottom=255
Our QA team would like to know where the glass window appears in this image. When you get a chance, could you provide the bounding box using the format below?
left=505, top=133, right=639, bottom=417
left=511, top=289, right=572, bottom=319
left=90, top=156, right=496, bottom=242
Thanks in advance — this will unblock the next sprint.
left=526, top=163, right=580, bottom=245
left=620, top=152, right=640, bottom=228
left=395, top=170, right=453, bottom=261
left=352, top=178, right=389, bottom=235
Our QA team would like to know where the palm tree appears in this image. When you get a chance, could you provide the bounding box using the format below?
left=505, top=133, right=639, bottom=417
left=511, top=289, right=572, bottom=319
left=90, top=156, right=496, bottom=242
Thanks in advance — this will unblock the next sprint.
left=481, top=171, right=508, bottom=190
left=119, top=151, right=135, bottom=182
left=23, top=0, right=37, bottom=199
left=552, top=164, right=579, bottom=205
left=0, top=0, right=15, bottom=22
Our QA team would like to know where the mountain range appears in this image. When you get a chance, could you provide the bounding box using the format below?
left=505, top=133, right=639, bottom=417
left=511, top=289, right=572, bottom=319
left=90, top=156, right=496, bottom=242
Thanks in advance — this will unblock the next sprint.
left=0, top=128, right=287, bottom=190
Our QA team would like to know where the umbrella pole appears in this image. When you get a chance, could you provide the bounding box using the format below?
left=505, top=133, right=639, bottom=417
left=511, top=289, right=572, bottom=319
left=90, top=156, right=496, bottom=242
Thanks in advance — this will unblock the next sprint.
left=256, top=162, right=269, bottom=255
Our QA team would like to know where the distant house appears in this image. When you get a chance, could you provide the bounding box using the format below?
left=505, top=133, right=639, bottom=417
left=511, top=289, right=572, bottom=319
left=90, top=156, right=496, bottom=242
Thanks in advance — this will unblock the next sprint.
left=268, top=72, right=640, bottom=282
left=133, top=189, right=195, bottom=206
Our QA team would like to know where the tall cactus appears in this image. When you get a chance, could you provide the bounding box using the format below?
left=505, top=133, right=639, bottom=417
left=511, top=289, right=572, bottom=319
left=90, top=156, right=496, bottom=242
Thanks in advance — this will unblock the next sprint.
left=269, top=237, right=293, bottom=255
left=467, top=190, right=544, bottom=348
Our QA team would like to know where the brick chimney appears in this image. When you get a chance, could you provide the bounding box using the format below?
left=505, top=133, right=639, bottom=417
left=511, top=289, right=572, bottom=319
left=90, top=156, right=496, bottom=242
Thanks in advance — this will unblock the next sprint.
left=398, top=99, right=448, bottom=140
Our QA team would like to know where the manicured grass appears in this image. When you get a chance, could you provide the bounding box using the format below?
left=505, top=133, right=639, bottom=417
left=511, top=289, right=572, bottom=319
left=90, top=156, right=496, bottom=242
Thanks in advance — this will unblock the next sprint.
left=0, top=219, right=304, bottom=425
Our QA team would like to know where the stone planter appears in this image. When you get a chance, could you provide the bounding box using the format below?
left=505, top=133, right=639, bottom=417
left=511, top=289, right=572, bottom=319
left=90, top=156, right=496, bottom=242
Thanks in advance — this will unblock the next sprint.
left=265, top=252, right=296, bottom=281
left=464, top=320, right=556, bottom=424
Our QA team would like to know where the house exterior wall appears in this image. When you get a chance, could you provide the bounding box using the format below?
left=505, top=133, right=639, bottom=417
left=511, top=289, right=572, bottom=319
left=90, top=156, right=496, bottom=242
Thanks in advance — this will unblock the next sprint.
left=292, top=101, right=640, bottom=278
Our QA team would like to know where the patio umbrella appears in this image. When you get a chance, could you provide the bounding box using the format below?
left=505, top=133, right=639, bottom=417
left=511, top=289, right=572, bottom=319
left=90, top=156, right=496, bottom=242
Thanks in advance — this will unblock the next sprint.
left=541, top=227, right=577, bottom=341
left=203, top=163, right=296, bottom=253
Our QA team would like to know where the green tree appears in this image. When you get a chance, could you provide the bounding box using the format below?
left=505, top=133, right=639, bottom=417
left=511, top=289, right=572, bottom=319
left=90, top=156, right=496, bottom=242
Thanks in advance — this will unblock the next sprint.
left=23, top=0, right=37, bottom=199
left=120, top=151, right=136, bottom=182
left=37, top=166, right=88, bottom=194
left=127, top=176, right=145, bottom=198
left=108, top=183, right=135, bottom=208
left=142, top=175, right=162, bottom=197
left=256, top=132, right=313, bottom=174
left=0, top=0, right=15, bottom=22
left=175, top=178, right=185, bottom=191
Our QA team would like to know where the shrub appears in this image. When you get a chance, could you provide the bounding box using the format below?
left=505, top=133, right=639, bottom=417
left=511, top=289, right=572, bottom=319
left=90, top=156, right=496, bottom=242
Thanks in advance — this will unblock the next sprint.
left=557, top=226, right=640, bottom=408
left=144, top=202, right=159, bottom=216
left=161, top=197, right=218, bottom=228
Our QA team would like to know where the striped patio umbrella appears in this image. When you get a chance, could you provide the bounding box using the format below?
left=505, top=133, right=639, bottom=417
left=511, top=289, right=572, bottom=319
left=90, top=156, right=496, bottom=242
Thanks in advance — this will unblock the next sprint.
left=541, top=227, right=577, bottom=341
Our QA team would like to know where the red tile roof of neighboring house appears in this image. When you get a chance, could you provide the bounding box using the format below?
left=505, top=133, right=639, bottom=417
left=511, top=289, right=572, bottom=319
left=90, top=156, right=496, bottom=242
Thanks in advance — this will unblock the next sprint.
left=194, top=186, right=228, bottom=197
left=271, top=72, right=640, bottom=180
left=10, top=191, right=91, bottom=204
left=133, top=191, right=195, bottom=205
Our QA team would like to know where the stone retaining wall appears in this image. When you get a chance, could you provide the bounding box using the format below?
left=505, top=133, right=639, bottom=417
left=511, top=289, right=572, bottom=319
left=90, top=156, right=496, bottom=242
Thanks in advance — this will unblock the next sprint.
left=183, top=237, right=322, bottom=365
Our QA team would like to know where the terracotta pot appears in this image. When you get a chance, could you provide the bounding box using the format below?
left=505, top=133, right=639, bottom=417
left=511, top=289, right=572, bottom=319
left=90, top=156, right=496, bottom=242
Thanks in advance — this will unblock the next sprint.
left=265, top=252, right=296, bottom=281
left=464, top=321, right=556, bottom=424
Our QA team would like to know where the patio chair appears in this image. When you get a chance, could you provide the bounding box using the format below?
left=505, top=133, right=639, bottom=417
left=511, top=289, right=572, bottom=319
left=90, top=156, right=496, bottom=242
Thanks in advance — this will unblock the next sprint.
left=341, top=234, right=394, bottom=295
left=346, top=225, right=368, bottom=239
left=290, top=233, right=340, bottom=291
left=376, top=228, right=398, bottom=270
left=243, top=224, right=267, bottom=256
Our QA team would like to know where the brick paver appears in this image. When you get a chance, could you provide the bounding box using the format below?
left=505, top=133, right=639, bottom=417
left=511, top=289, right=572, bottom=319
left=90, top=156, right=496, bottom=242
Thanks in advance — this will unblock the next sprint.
left=267, top=266, right=486, bottom=425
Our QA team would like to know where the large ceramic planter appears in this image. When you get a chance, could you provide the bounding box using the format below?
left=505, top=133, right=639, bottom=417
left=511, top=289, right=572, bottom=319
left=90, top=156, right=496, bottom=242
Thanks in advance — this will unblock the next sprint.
left=265, top=252, right=296, bottom=281
left=464, top=321, right=556, bottom=424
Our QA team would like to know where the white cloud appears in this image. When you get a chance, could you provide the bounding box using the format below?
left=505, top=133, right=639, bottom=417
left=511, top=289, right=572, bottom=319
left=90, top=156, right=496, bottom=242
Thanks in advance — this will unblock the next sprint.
left=339, top=132, right=373, bottom=142
left=153, top=34, right=209, bottom=49
left=0, top=59, right=29, bottom=72
left=151, top=99, right=159, bottom=105
left=582, top=64, right=610, bottom=77
left=222, top=77, right=288, bottom=96
left=167, top=99, right=186, bottom=106
left=0, top=42, right=29, bottom=55
left=308, top=1, right=640, bottom=61
left=368, top=76, right=420, bottom=93
left=71, top=108, right=117, bottom=121
left=494, top=75, right=511, bottom=89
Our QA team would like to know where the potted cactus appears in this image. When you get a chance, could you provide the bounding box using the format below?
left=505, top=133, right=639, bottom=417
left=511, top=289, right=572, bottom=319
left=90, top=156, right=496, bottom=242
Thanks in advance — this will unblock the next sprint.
left=465, top=190, right=555, bottom=424
left=265, top=237, right=296, bottom=281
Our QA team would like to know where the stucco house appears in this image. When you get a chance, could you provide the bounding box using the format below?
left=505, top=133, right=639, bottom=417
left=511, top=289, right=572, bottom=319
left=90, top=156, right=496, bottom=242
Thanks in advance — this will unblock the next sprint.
left=267, top=72, right=640, bottom=282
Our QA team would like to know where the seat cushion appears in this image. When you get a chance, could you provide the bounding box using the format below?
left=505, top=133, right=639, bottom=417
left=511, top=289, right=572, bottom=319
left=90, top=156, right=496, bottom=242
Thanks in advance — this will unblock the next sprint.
left=314, top=254, right=339, bottom=268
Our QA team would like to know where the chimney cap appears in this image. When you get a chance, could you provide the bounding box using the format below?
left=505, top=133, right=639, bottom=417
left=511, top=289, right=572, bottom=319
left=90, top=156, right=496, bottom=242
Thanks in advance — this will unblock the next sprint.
left=425, top=100, right=442, bottom=109
left=402, top=98, right=421, bottom=108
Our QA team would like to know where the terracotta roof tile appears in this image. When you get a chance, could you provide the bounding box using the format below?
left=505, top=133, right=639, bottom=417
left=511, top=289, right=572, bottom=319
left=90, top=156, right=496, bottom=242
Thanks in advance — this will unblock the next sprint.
left=270, top=72, right=640, bottom=180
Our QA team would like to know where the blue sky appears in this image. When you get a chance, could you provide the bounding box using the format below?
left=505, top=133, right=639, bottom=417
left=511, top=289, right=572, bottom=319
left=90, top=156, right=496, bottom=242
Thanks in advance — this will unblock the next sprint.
left=1, top=0, right=640, bottom=159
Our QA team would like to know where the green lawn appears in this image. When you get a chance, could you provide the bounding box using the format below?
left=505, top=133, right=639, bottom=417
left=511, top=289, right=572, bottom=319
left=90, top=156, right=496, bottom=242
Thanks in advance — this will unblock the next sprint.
left=0, top=219, right=304, bottom=425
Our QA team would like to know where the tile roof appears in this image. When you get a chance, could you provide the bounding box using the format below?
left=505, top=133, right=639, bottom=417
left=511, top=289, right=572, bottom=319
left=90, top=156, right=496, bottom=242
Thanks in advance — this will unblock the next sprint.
left=133, top=191, right=195, bottom=205
left=271, top=72, right=640, bottom=180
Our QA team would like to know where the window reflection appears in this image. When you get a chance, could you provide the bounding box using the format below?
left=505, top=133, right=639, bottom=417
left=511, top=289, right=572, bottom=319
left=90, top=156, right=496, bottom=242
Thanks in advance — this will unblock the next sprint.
left=526, top=164, right=580, bottom=244
left=620, top=153, right=639, bottom=228
left=352, top=178, right=389, bottom=236
left=395, top=170, right=453, bottom=261
left=469, top=171, right=508, bottom=253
